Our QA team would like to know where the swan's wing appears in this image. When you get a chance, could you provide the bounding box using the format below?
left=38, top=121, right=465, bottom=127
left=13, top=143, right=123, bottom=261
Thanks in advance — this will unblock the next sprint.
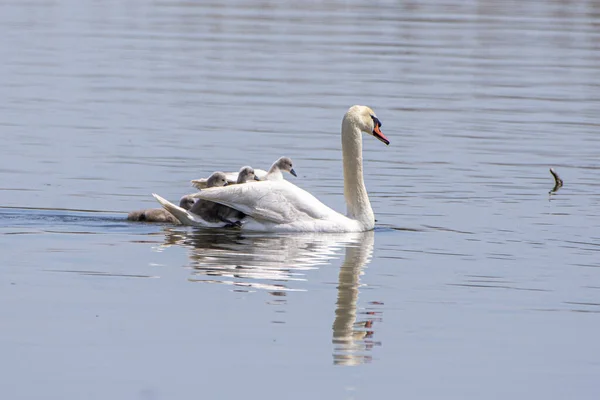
left=192, top=180, right=337, bottom=224
left=191, top=169, right=269, bottom=189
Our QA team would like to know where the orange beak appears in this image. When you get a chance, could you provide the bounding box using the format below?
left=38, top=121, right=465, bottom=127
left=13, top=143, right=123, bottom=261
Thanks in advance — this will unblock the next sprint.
left=373, top=125, right=390, bottom=145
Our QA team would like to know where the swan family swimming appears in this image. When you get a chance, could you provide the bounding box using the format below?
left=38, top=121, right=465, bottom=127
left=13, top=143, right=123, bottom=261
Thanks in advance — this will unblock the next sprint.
left=134, top=105, right=389, bottom=232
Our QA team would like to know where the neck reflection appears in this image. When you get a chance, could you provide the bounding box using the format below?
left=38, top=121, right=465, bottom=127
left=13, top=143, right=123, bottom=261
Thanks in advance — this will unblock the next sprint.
left=332, top=230, right=378, bottom=366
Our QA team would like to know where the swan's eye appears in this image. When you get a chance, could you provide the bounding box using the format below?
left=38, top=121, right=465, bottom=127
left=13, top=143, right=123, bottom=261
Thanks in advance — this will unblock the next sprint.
left=370, top=115, right=382, bottom=128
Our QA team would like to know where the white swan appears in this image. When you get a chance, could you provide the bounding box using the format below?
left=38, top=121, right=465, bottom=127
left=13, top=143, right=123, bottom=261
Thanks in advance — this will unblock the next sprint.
left=153, top=105, right=389, bottom=232
left=190, top=157, right=295, bottom=189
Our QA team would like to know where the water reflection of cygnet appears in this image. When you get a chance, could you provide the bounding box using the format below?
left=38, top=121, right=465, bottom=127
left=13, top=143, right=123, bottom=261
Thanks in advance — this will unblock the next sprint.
left=158, top=228, right=379, bottom=365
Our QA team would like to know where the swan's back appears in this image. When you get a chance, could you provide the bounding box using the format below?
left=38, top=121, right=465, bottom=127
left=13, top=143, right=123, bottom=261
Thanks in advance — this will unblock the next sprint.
left=194, top=180, right=343, bottom=226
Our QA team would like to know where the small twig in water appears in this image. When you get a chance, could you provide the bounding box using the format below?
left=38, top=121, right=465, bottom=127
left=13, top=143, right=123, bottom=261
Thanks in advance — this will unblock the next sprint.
left=549, top=168, right=563, bottom=194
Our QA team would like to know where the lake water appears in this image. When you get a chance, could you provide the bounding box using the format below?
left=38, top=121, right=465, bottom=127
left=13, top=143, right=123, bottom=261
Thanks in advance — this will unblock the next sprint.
left=1, top=0, right=599, bottom=399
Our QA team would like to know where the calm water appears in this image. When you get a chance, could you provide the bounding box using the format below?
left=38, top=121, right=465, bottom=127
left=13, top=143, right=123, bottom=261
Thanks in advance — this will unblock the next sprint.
left=1, top=0, right=599, bottom=398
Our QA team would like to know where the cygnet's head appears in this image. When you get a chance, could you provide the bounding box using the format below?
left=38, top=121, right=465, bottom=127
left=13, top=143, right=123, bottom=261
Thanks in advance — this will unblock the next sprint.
left=237, top=166, right=259, bottom=184
left=273, top=157, right=297, bottom=177
left=344, top=105, right=390, bottom=146
left=206, top=171, right=229, bottom=188
left=179, top=195, right=196, bottom=210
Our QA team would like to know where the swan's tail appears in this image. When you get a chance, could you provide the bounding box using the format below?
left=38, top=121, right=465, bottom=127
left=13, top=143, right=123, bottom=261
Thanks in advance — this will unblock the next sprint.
left=152, top=193, right=222, bottom=228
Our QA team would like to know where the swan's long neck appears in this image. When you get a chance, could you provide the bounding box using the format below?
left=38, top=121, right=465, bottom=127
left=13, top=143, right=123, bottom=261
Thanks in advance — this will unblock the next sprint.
left=342, top=118, right=375, bottom=230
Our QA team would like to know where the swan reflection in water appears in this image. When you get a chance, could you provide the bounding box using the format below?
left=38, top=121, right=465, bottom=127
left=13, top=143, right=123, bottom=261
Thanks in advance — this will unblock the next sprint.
left=156, top=228, right=381, bottom=365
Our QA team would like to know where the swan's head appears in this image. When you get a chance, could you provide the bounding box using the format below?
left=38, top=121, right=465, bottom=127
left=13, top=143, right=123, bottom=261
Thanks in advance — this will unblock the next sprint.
left=206, top=171, right=229, bottom=188
left=237, top=166, right=259, bottom=183
left=345, top=105, right=390, bottom=145
left=273, top=157, right=297, bottom=177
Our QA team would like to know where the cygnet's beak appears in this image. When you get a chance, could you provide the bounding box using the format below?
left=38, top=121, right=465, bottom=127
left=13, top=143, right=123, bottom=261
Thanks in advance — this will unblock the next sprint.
left=373, top=125, right=390, bottom=145
left=223, top=182, right=229, bottom=186
left=254, top=175, right=261, bottom=181
left=290, top=168, right=297, bottom=177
